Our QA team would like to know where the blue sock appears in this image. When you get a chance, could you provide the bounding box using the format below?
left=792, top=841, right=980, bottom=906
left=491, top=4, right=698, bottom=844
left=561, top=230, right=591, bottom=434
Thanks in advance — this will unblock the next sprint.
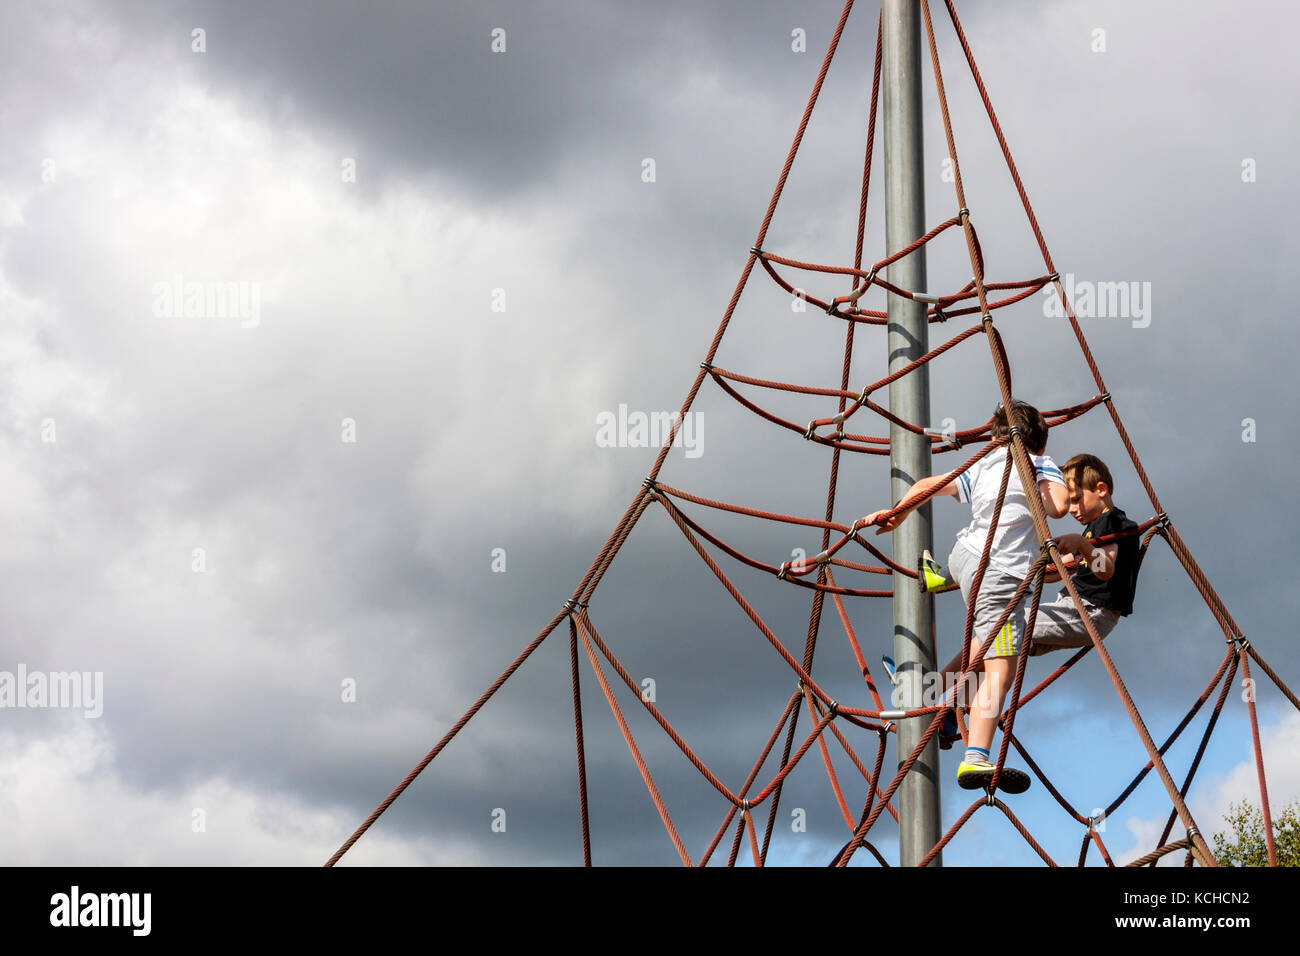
left=964, top=745, right=990, bottom=765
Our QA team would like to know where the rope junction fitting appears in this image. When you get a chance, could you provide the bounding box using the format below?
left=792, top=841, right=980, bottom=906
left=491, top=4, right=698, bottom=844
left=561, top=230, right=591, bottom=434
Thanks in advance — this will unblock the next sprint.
left=326, top=0, right=1290, bottom=870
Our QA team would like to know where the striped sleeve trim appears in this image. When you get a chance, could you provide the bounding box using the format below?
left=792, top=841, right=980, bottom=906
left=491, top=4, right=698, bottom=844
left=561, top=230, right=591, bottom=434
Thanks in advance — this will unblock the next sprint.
left=1035, top=462, right=1065, bottom=486
left=956, top=470, right=972, bottom=502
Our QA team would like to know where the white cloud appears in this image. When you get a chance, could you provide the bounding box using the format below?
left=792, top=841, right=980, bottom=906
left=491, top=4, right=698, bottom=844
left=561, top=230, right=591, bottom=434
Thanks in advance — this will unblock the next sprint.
left=1115, top=708, right=1300, bottom=866
left=0, top=721, right=467, bottom=865
left=0, top=19, right=630, bottom=864
left=2, top=0, right=1298, bottom=868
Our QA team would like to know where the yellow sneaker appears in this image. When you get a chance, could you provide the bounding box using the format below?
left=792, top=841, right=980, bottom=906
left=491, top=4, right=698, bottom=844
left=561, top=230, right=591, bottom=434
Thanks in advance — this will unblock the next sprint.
left=957, top=758, right=1031, bottom=794
left=918, top=549, right=955, bottom=593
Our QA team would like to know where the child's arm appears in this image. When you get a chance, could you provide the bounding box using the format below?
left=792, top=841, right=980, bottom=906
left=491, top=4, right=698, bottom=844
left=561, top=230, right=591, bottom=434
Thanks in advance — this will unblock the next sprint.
left=1038, top=477, right=1069, bottom=519
left=1043, top=552, right=1079, bottom=581
left=862, top=474, right=958, bottom=534
left=1055, top=533, right=1119, bottom=580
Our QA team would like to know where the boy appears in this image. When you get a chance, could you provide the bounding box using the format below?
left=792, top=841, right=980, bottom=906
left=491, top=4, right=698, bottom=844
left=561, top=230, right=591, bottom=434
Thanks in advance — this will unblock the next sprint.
left=1026, top=453, right=1139, bottom=656
left=862, top=400, right=1068, bottom=793
left=918, top=454, right=1140, bottom=769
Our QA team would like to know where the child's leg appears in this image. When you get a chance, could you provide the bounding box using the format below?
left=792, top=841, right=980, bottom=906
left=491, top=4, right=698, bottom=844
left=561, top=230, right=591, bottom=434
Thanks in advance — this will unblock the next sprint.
left=1029, top=591, right=1120, bottom=657
left=957, top=654, right=1030, bottom=793
left=946, top=549, right=1033, bottom=792
left=966, top=655, right=1013, bottom=752
left=941, top=544, right=983, bottom=714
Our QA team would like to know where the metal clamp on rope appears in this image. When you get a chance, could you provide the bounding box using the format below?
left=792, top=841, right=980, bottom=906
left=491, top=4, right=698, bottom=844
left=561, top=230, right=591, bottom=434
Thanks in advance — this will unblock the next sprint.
left=913, top=291, right=941, bottom=304
left=1233, top=634, right=1251, bottom=652
left=700, top=361, right=713, bottom=372
left=933, top=305, right=948, bottom=323
left=642, top=476, right=659, bottom=492
left=750, top=246, right=764, bottom=258
left=1186, top=826, right=1200, bottom=841
left=958, top=207, right=970, bottom=221
left=985, top=791, right=997, bottom=806
left=1155, top=511, right=1170, bottom=531
left=879, top=710, right=906, bottom=720
left=777, top=562, right=790, bottom=581
left=1047, top=271, right=1060, bottom=282
left=803, top=421, right=817, bottom=440
left=815, top=550, right=831, bottom=566
left=826, top=699, right=840, bottom=716
left=1098, top=391, right=1111, bottom=403
left=563, top=599, right=588, bottom=612
left=840, top=270, right=876, bottom=310
left=980, top=310, right=994, bottom=327
left=741, top=799, right=751, bottom=813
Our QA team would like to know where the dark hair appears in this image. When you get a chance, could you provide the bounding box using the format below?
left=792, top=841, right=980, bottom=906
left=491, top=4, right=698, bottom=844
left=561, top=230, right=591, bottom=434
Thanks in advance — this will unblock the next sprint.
left=1063, top=453, right=1114, bottom=494
left=990, top=400, right=1049, bottom=454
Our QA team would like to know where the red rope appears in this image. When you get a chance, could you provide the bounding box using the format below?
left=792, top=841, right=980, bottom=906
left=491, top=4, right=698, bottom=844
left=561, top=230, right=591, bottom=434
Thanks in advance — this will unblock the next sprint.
left=327, top=0, right=1300, bottom=870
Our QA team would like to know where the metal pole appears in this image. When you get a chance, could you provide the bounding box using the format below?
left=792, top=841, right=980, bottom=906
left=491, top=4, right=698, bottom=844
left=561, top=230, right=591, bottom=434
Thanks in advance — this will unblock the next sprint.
left=883, top=0, right=941, bottom=867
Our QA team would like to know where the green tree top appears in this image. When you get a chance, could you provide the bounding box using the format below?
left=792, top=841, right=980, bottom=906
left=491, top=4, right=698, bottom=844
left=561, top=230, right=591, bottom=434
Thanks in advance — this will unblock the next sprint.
left=1211, top=799, right=1300, bottom=867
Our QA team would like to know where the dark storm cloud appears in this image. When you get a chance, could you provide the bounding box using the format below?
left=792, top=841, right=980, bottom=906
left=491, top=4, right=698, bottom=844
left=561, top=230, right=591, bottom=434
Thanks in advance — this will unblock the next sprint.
left=95, top=0, right=868, bottom=206
left=2, top=0, right=1295, bottom=866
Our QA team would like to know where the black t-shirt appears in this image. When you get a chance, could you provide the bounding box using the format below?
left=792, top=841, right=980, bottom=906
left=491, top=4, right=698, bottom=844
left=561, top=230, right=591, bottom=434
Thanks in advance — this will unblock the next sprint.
left=1072, top=506, right=1140, bottom=615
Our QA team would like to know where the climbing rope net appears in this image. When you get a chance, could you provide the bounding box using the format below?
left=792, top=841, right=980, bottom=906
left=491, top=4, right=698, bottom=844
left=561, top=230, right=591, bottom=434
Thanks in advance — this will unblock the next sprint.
left=327, top=0, right=1296, bottom=867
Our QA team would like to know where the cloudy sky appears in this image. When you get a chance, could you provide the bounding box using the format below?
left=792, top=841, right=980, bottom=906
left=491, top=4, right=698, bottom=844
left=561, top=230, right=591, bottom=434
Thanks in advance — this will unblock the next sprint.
left=2, top=0, right=1297, bottom=867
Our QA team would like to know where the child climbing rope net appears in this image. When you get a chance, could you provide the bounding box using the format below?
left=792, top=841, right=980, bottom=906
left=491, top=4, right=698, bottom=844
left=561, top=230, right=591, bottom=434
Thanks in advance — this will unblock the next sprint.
left=326, top=0, right=1294, bottom=868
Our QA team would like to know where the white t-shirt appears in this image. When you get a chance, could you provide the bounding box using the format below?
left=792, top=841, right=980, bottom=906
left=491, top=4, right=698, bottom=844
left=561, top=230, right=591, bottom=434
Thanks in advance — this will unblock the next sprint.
left=953, top=447, right=1065, bottom=579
